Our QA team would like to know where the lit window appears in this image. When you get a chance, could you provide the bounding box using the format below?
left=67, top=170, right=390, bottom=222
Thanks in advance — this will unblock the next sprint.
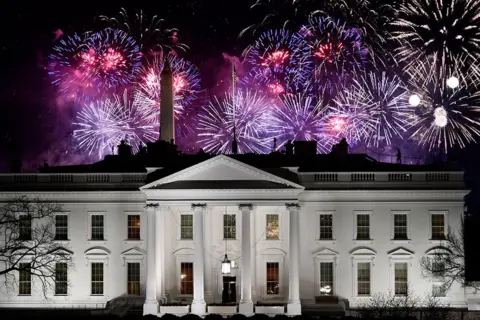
left=266, top=262, right=279, bottom=295
left=431, top=214, right=445, bottom=240
left=394, top=262, right=408, bottom=295
left=127, top=215, right=141, bottom=240
left=91, top=215, right=104, bottom=240
left=357, top=262, right=371, bottom=295
left=266, top=214, right=279, bottom=240
left=223, top=214, right=236, bottom=239
left=55, top=263, right=68, bottom=295
left=91, top=263, right=104, bottom=295
left=55, top=215, right=68, bottom=240
left=127, top=263, right=140, bottom=295
left=319, top=214, right=333, bottom=240
left=394, top=214, right=408, bottom=240
left=19, top=263, right=31, bottom=295
left=320, top=262, right=334, bottom=295
left=180, top=262, right=193, bottom=294
left=180, top=215, right=193, bottom=240
left=18, top=214, right=32, bottom=241
left=356, top=214, right=370, bottom=240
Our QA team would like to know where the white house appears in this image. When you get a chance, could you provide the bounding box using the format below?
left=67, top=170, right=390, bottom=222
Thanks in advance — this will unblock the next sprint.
left=0, top=153, right=476, bottom=316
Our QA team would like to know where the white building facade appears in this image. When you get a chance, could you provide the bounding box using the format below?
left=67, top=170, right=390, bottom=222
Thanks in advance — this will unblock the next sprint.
left=0, top=154, right=476, bottom=316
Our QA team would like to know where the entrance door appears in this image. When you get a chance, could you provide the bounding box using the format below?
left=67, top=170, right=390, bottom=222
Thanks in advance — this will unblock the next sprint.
left=320, top=262, right=334, bottom=295
left=222, top=276, right=236, bottom=304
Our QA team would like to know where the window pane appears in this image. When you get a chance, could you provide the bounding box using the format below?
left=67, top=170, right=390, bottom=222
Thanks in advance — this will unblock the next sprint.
left=19, top=263, right=31, bottom=295
left=431, top=214, right=445, bottom=239
left=181, top=215, right=193, bottom=240
left=266, top=262, right=279, bottom=295
left=55, top=215, right=68, bottom=240
left=357, top=262, right=370, bottom=295
left=394, top=214, right=408, bottom=240
left=91, top=215, right=104, bottom=240
left=127, top=263, right=140, bottom=295
left=395, top=263, right=408, bottom=295
left=320, top=262, right=334, bottom=295
left=356, top=214, right=370, bottom=240
left=432, top=283, right=446, bottom=297
left=19, top=215, right=32, bottom=241
left=55, top=263, right=68, bottom=295
left=266, top=214, right=279, bottom=240
left=127, top=215, right=141, bottom=240
left=91, top=263, right=104, bottom=295
left=319, top=215, right=333, bottom=240
left=180, top=262, right=193, bottom=294
left=223, top=214, right=236, bottom=239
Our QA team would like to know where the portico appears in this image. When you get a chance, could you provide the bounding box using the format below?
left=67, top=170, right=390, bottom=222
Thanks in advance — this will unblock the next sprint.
left=140, top=156, right=304, bottom=316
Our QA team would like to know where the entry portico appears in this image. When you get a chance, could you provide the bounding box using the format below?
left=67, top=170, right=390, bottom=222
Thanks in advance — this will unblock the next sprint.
left=140, top=155, right=305, bottom=316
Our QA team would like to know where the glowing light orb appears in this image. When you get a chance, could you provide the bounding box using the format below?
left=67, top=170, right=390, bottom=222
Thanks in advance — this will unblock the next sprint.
left=434, top=107, right=448, bottom=127
left=447, top=76, right=459, bottom=89
left=329, top=118, right=346, bottom=131
left=409, top=94, right=421, bottom=106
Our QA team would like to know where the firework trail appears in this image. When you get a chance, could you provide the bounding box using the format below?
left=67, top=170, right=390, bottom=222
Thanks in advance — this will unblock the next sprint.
left=99, top=8, right=188, bottom=55
left=73, top=90, right=158, bottom=159
left=292, top=16, right=368, bottom=96
left=268, top=93, right=336, bottom=153
left=197, top=89, right=272, bottom=154
left=407, top=57, right=480, bottom=152
left=334, top=71, right=414, bottom=147
left=133, top=54, right=201, bottom=137
left=393, top=0, right=480, bottom=69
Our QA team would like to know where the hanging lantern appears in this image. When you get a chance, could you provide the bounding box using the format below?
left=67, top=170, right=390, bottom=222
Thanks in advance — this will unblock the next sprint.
left=221, top=254, right=231, bottom=274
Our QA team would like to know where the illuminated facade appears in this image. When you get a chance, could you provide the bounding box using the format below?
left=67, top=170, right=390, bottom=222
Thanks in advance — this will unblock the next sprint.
left=0, top=154, right=475, bottom=316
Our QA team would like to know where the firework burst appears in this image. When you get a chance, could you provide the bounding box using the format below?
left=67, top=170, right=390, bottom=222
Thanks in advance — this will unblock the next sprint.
left=393, top=0, right=480, bottom=68
left=293, top=16, right=368, bottom=95
left=133, top=54, right=201, bottom=137
left=73, top=90, right=158, bottom=159
left=335, top=71, right=414, bottom=147
left=268, top=93, right=336, bottom=153
left=197, top=89, right=271, bottom=154
left=80, top=28, right=142, bottom=93
left=99, top=8, right=188, bottom=54
left=48, top=33, right=97, bottom=101
left=407, top=57, right=480, bottom=152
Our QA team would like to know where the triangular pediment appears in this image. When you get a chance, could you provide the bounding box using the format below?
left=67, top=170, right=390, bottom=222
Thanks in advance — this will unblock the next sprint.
left=141, top=155, right=304, bottom=190
left=121, top=247, right=146, bottom=256
left=313, top=248, right=339, bottom=256
left=388, top=247, right=414, bottom=256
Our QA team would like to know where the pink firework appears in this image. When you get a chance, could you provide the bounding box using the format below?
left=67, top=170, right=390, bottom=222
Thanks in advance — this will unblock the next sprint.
left=261, top=50, right=290, bottom=68
left=267, top=81, right=285, bottom=95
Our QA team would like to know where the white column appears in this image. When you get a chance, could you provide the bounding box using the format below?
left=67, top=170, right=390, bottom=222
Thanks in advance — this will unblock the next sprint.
left=287, top=203, right=301, bottom=315
left=191, top=203, right=206, bottom=315
left=143, top=206, right=158, bottom=315
left=239, top=204, right=254, bottom=315
left=156, top=206, right=166, bottom=302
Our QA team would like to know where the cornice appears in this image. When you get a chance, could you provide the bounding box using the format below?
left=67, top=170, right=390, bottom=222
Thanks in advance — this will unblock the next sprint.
left=0, top=191, right=146, bottom=203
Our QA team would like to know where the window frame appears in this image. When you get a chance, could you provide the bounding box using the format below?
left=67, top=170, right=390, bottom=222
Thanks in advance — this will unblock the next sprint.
left=351, top=248, right=376, bottom=298
left=180, top=262, right=194, bottom=295
left=53, top=213, right=70, bottom=241
left=354, top=211, right=373, bottom=242
left=429, top=211, right=448, bottom=241
left=391, top=211, right=410, bottom=242
left=388, top=251, right=413, bottom=296
left=179, top=214, right=194, bottom=240
left=18, top=262, right=32, bottom=296
left=54, top=262, right=68, bottom=296
left=87, top=212, right=107, bottom=242
left=266, top=262, right=280, bottom=295
left=223, top=213, right=237, bottom=240
left=265, top=213, right=280, bottom=240
left=126, top=213, right=141, bottom=241
left=17, top=213, right=32, bottom=241
left=260, top=249, right=285, bottom=299
left=394, top=262, right=409, bottom=296
left=85, top=247, right=109, bottom=300
left=313, top=249, right=338, bottom=298
left=317, top=211, right=335, bottom=243
left=91, top=262, right=105, bottom=296
left=127, top=262, right=141, bottom=295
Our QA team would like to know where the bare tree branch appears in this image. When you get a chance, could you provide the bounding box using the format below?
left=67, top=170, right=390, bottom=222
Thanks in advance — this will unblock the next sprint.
left=0, top=196, right=73, bottom=299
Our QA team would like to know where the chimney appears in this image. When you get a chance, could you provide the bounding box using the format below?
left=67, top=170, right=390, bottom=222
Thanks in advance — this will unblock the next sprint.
left=160, top=59, right=175, bottom=142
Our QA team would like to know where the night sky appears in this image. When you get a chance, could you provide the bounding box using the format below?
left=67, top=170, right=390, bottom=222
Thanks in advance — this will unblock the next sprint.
left=0, top=0, right=259, bottom=170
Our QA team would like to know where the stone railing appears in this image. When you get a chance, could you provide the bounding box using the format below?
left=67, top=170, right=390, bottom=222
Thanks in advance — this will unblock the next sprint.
left=0, top=173, right=147, bottom=185
left=300, top=171, right=463, bottom=188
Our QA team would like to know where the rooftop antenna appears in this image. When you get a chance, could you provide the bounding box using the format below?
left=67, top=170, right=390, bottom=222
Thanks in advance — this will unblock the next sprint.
left=231, top=57, right=238, bottom=155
